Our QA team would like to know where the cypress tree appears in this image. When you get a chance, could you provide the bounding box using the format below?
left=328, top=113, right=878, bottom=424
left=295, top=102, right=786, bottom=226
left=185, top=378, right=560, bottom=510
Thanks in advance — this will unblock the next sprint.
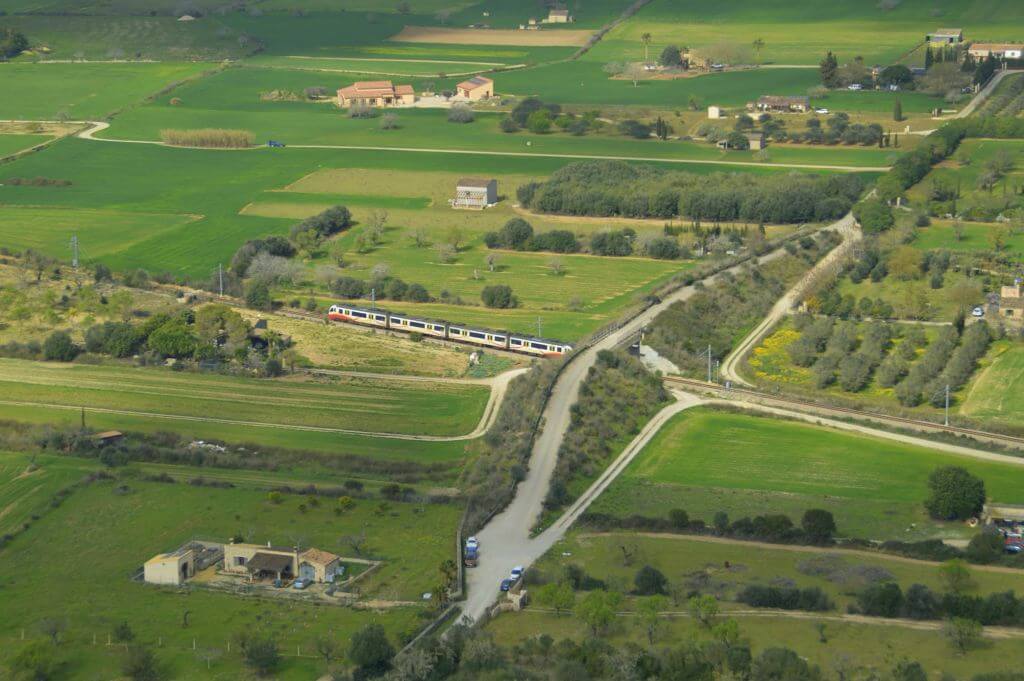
left=893, top=98, right=903, bottom=122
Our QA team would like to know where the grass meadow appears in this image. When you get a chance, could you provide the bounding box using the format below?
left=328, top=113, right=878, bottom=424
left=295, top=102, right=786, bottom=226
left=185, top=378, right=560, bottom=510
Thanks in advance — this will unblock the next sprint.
left=961, top=341, right=1024, bottom=430
left=0, top=450, right=457, bottom=679
left=0, top=62, right=210, bottom=120
left=0, top=134, right=52, bottom=159
left=587, top=407, right=1024, bottom=541
left=586, top=0, right=1024, bottom=66
left=0, top=357, right=487, bottom=437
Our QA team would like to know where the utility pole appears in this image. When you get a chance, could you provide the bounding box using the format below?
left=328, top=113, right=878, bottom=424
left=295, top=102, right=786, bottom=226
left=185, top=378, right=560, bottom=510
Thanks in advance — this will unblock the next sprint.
left=370, top=288, right=376, bottom=310
left=218, top=263, right=224, bottom=296
left=944, top=384, right=950, bottom=427
left=706, top=344, right=712, bottom=384
left=70, top=234, right=79, bottom=268
left=537, top=317, right=542, bottom=338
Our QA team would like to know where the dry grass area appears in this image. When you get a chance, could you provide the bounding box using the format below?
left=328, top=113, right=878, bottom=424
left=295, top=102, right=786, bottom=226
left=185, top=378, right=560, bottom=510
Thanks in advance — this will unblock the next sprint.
left=388, top=25, right=593, bottom=47
left=233, top=308, right=476, bottom=377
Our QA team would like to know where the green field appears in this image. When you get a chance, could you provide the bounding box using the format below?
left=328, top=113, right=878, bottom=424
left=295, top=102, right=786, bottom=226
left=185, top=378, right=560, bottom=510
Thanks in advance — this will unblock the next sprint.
left=588, top=407, right=1024, bottom=540
left=912, top=219, right=1024, bottom=256
left=0, top=62, right=209, bottom=120
left=0, top=450, right=456, bottom=679
left=0, top=356, right=486, bottom=440
left=0, top=451, right=100, bottom=537
left=0, top=134, right=51, bottom=159
left=961, top=342, right=1024, bottom=429
left=586, top=0, right=1024, bottom=66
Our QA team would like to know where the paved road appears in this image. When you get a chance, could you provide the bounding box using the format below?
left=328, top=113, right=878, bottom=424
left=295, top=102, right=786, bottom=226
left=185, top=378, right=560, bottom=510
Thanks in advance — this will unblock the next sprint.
left=460, top=248, right=790, bottom=623
left=719, top=213, right=860, bottom=386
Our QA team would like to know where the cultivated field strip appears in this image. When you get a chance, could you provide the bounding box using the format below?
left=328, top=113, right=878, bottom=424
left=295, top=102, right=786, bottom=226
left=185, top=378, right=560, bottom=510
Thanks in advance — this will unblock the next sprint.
left=0, top=359, right=487, bottom=437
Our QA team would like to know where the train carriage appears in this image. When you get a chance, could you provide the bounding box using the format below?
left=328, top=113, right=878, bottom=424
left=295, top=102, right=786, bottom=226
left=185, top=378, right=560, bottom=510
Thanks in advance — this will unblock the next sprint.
left=326, top=303, right=572, bottom=357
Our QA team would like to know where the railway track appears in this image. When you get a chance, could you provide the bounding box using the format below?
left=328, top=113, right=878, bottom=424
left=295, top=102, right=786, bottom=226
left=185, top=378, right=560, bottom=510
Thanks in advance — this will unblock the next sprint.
left=664, top=375, right=1024, bottom=450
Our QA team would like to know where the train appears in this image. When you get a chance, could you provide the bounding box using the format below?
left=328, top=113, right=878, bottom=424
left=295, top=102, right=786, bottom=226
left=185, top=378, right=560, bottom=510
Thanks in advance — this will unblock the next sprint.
left=327, top=303, right=573, bottom=357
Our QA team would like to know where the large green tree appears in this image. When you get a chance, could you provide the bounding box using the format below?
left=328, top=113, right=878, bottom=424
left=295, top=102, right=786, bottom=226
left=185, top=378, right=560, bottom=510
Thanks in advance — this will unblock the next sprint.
left=925, top=466, right=985, bottom=520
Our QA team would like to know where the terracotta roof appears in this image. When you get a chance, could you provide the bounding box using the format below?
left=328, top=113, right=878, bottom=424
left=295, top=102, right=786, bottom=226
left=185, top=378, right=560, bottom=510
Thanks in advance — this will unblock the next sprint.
left=970, top=43, right=1024, bottom=52
left=457, top=177, right=494, bottom=188
left=300, top=548, right=339, bottom=566
left=757, top=95, right=808, bottom=106
left=338, top=81, right=415, bottom=99
left=458, top=76, right=493, bottom=90
left=932, top=28, right=963, bottom=35
left=550, top=9, right=569, bottom=16
left=394, top=84, right=415, bottom=95
left=247, top=552, right=294, bottom=573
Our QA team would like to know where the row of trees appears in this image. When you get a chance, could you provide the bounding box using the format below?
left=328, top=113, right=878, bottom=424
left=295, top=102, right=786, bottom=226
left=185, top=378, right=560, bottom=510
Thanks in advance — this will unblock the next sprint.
left=518, top=160, right=865, bottom=224
left=159, top=129, right=254, bottom=148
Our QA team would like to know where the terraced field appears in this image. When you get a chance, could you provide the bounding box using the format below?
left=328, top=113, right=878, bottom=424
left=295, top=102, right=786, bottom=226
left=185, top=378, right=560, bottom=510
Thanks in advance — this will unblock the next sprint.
left=0, top=358, right=488, bottom=439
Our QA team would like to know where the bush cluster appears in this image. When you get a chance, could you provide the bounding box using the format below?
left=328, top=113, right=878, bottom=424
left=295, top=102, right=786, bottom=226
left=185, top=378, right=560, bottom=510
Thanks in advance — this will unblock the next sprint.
left=330, top=275, right=430, bottom=303
left=737, top=585, right=834, bottom=612
left=895, top=326, right=960, bottom=406
left=483, top=218, right=580, bottom=254
left=289, top=205, right=353, bottom=241
left=159, top=129, right=254, bottom=148
left=231, top=235, right=295, bottom=277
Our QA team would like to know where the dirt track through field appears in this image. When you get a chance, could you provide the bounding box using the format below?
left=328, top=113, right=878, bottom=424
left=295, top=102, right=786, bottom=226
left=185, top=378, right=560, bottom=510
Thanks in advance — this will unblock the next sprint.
left=389, top=25, right=593, bottom=47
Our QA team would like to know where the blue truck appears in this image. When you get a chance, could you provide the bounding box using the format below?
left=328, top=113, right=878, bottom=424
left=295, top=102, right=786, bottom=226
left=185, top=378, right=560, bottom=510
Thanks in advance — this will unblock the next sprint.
left=464, top=545, right=478, bottom=568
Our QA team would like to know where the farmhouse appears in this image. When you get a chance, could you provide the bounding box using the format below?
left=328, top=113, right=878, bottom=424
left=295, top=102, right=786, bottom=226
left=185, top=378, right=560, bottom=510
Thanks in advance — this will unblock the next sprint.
left=969, top=43, right=1024, bottom=60
left=456, top=76, right=494, bottom=100
left=754, top=95, right=810, bottom=113
left=144, top=546, right=195, bottom=585
left=451, top=178, right=498, bottom=209
left=746, top=132, right=766, bottom=151
left=999, top=281, right=1024, bottom=323
left=545, top=8, right=572, bottom=23
left=223, top=541, right=299, bottom=582
left=337, top=80, right=416, bottom=108
left=927, top=28, right=964, bottom=45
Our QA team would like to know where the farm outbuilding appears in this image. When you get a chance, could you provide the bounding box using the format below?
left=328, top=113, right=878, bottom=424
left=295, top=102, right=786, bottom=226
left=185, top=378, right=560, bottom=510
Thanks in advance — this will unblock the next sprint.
left=456, top=76, right=494, bottom=100
left=707, top=105, right=722, bottom=119
left=927, top=28, right=964, bottom=45
left=999, top=282, right=1024, bottom=324
left=298, top=548, right=343, bottom=583
left=746, top=132, right=766, bottom=150
left=452, top=178, right=497, bottom=209
left=754, top=96, right=809, bottom=113
left=545, top=8, right=572, bottom=23
left=144, top=547, right=195, bottom=585
left=223, top=541, right=299, bottom=581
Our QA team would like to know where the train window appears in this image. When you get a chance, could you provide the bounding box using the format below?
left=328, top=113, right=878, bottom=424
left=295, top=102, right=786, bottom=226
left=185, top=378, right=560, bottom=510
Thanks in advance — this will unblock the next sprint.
left=375, top=315, right=386, bottom=321
left=469, top=331, right=486, bottom=340
left=409, top=321, right=425, bottom=329
left=434, top=325, right=444, bottom=331
left=494, top=335, right=505, bottom=342
left=352, top=311, right=367, bottom=318
left=510, top=338, right=523, bottom=345
left=531, top=342, right=548, bottom=350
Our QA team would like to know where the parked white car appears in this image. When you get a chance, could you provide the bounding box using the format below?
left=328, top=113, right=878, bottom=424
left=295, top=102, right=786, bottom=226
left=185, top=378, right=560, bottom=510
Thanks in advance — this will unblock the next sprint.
left=466, top=536, right=479, bottom=550
left=847, top=83, right=863, bottom=90
left=510, top=565, right=524, bottom=581
left=972, top=306, right=985, bottom=318
left=814, top=108, right=829, bottom=114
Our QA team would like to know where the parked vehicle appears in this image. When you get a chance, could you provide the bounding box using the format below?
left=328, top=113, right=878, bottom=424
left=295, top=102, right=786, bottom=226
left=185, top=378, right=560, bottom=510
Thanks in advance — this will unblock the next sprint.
left=292, top=579, right=310, bottom=590
left=814, top=108, right=829, bottom=114
left=510, top=566, right=524, bottom=581
left=847, top=84, right=863, bottom=90
left=464, top=546, right=478, bottom=568
left=500, top=578, right=512, bottom=592
left=267, top=140, right=286, bottom=148
left=972, top=306, right=985, bottom=317
left=466, top=536, right=479, bottom=550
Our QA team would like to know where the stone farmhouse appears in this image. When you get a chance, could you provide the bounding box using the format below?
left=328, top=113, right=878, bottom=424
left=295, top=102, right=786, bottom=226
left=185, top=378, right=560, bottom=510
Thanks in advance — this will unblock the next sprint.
left=1000, top=281, right=1024, bottom=324
left=968, top=43, right=1024, bottom=60
left=753, top=95, right=810, bottom=113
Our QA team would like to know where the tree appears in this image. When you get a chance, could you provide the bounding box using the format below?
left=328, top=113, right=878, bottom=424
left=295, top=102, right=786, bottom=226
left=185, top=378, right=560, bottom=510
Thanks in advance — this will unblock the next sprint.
left=348, top=623, right=395, bottom=677
left=925, top=466, right=985, bottom=520
left=536, top=582, right=575, bottom=615
left=448, top=103, right=474, bottom=123
left=147, top=319, right=196, bottom=358
left=752, top=647, right=818, bottom=681
left=892, top=660, right=928, bottom=681
left=888, top=245, right=923, bottom=280
left=245, top=279, right=273, bottom=311
left=485, top=253, right=498, bottom=272
left=853, top=199, right=895, bottom=234
left=634, top=565, right=668, bottom=595
left=575, top=590, right=621, bottom=636
left=12, top=641, right=58, bottom=681
left=548, top=257, right=565, bottom=276
left=636, top=595, right=668, bottom=643
left=481, top=285, right=516, bottom=309
left=893, top=97, right=903, bottom=122
left=948, top=279, right=982, bottom=313
left=688, top=594, right=719, bottom=628
left=94, top=263, right=113, bottom=283
left=939, top=559, right=975, bottom=595
left=820, top=51, right=839, bottom=88
left=625, top=62, right=646, bottom=87
left=0, top=28, right=29, bottom=59
left=238, top=632, right=280, bottom=676
left=640, top=32, right=652, bottom=62
left=315, top=635, right=340, bottom=664
left=966, top=530, right=1005, bottom=565
left=43, top=331, right=78, bottom=362
left=752, top=38, right=765, bottom=64
left=944, top=617, right=982, bottom=655
left=801, top=509, right=836, bottom=544
left=659, top=45, right=683, bottom=68
left=113, top=620, right=135, bottom=644
left=123, top=646, right=159, bottom=681
left=527, top=109, right=552, bottom=133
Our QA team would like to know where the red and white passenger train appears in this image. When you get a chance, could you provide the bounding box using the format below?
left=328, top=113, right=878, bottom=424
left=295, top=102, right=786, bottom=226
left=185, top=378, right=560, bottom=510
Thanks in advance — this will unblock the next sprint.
left=327, top=304, right=573, bottom=357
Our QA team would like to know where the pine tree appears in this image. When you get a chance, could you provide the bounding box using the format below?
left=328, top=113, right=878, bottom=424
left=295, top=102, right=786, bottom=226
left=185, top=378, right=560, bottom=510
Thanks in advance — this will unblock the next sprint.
left=924, top=46, right=933, bottom=69
left=819, top=51, right=839, bottom=88
left=893, top=98, right=903, bottom=122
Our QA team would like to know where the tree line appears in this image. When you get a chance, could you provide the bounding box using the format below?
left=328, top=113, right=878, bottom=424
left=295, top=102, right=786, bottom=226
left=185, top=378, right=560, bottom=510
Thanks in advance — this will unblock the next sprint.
left=518, top=160, right=865, bottom=224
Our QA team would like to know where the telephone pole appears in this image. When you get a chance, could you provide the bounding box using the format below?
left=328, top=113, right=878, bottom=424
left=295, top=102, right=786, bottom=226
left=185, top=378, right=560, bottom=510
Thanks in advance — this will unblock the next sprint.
left=944, top=384, right=950, bottom=427
left=70, top=234, right=79, bottom=268
left=706, top=345, right=713, bottom=383
left=218, top=263, right=224, bottom=296
left=370, top=288, right=376, bottom=310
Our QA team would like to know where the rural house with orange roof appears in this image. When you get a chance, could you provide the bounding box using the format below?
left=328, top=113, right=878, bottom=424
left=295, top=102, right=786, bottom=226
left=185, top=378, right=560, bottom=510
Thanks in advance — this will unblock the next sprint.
left=456, top=76, right=494, bottom=101
left=337, top=80, right=416, bottom=108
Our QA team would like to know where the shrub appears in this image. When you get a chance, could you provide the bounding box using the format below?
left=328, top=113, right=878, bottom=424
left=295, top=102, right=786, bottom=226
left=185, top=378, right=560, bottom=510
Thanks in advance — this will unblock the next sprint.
left=481, top=285, right=516, bottom=309
left=590, top=230, right=633, bottom=256
left=857, top=582, right=904, bottom=617
left=43, top=331, right=78, bottom=362
left=737, top=585, right=833, bottom=612
left=853, top=199, right=895, bottom=234
left=244, top=280, right=273, bottom=311
left=448, top=103, right=475, bottom=123
left=634, top=565, right=668, bottom=595
left=644, top=236, right=682, bottom=259
left=801, top=509, right=836, bottom=544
